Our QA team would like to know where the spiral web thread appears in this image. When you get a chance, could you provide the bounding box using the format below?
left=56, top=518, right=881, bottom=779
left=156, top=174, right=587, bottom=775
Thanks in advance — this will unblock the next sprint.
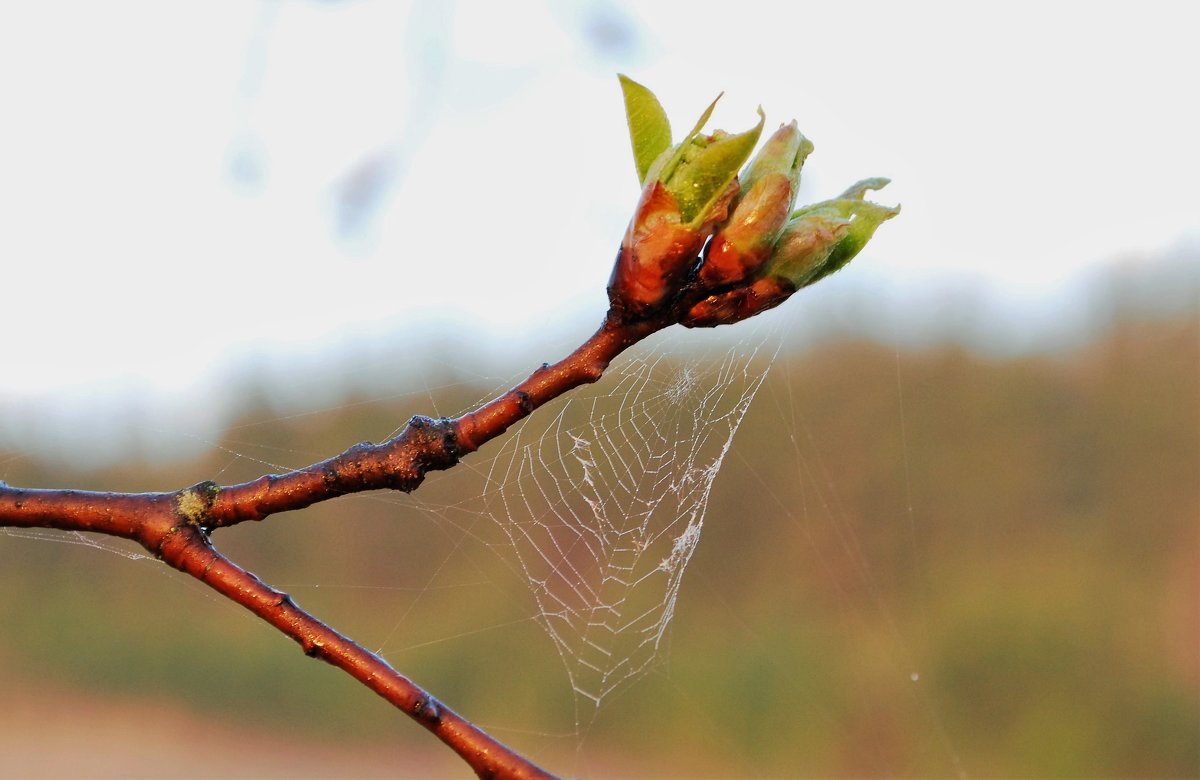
left=482, top=332, right=772, bottom=722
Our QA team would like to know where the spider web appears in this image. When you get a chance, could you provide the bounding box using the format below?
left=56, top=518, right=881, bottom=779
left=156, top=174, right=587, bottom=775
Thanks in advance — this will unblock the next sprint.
left=1, top=319, right=972, bottom=775
left=480, top=330, right=774, bottom=723
left=0, top=323, right=781, bottom=755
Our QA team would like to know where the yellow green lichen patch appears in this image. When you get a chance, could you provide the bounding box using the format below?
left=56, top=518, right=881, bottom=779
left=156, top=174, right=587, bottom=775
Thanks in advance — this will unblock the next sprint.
left=175, top=482, right=219, bottom=526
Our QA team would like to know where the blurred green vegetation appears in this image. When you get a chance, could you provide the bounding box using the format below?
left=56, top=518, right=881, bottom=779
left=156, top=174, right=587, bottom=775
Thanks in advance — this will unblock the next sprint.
left=1, top=308, right=1197, bottom=777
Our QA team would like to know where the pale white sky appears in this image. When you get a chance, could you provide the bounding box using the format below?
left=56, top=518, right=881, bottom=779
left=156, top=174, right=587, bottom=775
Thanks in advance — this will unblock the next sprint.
left=1, top=1, right=1197, bottom=461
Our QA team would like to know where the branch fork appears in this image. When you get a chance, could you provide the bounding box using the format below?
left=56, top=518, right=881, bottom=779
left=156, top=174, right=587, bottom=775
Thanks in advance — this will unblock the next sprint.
left=0, top=75, right=897, bottom=778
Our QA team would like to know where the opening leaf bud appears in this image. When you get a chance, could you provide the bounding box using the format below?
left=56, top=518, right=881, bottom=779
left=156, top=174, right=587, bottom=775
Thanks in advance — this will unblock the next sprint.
left=699, top=122, right=813, bottom=288
left=609, top=77, right=898, bottom=327
left=609, top=76, right=765, bottom=316
left=769, top=179, right=899, bottom=289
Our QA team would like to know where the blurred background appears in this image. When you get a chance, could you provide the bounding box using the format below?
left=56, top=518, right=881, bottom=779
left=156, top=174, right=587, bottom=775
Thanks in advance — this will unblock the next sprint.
left=1, top=1, right=1197, bottom=777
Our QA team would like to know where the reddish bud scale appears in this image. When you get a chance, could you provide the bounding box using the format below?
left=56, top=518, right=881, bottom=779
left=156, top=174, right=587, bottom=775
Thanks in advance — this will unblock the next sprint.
left=608, top=179, right=736, bottom=317
left=680, top=275, right=795, bottom=328
left=698, top=172, right=793, bottom=289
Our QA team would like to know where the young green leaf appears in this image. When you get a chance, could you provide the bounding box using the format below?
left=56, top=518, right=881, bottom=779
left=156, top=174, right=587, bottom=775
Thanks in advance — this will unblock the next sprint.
left=618, top=74, right=673, bottom=185
left=810, top=199, right=900, bottom=283
left=668, top=107, right=765, bottom=225
left=769, top=193, right=898, bottom=289
left=835, top=177, right=891, bottom=201
left=655, top=92, right=723, bottom=187
left=792, top=178, right=892, bottom=219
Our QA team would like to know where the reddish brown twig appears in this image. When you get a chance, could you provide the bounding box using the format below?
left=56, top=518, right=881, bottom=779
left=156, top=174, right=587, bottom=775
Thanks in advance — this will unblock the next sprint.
left=2, top=73, right=895, bottom=776
left=0, top=311, right=667, bottom=779
left=201, top=312, right=662, bottom=529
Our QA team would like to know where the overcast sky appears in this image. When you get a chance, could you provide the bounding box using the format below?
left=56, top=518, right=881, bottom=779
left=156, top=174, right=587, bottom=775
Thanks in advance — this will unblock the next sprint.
left=1, top=1, right=1197, bottom=460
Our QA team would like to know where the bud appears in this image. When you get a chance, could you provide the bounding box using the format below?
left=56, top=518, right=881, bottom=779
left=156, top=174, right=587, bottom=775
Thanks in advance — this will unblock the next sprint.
left=766, top=178, right=899, bottom=289
left=683, top=179, right=898, bottom=328
left=608, top=76, right=764, bottom=316
left=698, top=122, right=813, bottom=289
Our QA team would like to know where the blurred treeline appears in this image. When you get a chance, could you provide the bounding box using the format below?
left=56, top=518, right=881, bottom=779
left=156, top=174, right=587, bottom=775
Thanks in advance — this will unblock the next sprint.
left=1, top=290, right=1197, bottom=777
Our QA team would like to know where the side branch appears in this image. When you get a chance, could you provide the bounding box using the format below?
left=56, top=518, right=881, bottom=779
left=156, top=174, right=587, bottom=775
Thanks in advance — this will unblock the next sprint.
left=454, top=313, right=660, bottom=453
left=152, top=522, right=555, bottom=780
left=202, top=313, right=662, bottom=528
left=0, top=310, right=664, bottom=780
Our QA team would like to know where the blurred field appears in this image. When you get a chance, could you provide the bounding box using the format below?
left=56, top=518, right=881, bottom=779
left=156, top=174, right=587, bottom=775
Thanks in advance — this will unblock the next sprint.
left=1, top=302, right=1197, bottom=778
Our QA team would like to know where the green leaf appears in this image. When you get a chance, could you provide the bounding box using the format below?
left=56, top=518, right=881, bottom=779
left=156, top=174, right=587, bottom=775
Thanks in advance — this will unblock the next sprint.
left=791, top=178, right=892, bottom=220
left=682, top=93, right=723, bottom=143
left=619, top=74, right=673, bottom=185
left=810, top=199, right=900, bottom=283
left=836, top=177, right=891, bottom=201
left=655, top=91, right=723, bottom=187
left=768, top=180, right=899, bottom=289
left=669, top=107, right=766, bottom=225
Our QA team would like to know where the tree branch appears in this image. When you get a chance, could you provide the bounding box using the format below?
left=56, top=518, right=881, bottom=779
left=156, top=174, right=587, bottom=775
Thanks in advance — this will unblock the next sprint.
left=0, top=75, right=895, bottom=776
left=0, top=311, right=666, bottom=779
left=201, top=312, right=661, bottom=529
left=154, top=523, right=553, bottom=780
